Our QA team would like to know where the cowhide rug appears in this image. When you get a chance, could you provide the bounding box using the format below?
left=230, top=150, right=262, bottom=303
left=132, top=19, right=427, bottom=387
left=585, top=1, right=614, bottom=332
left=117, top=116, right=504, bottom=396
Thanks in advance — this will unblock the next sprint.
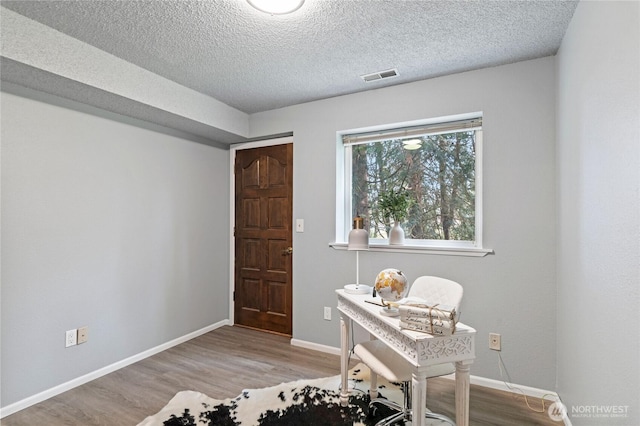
left=138, top=363, right=448, bottom=425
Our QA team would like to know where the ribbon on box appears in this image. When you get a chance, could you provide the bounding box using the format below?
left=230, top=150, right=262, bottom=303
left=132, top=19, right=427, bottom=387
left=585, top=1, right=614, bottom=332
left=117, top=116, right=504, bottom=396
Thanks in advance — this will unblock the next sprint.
left=428, top=304, right=451, bottom=335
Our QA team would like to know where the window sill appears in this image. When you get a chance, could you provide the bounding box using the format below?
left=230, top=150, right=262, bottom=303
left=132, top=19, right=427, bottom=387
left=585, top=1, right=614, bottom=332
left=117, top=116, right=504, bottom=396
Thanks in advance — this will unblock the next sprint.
left=329, top=242, right=493, bottom=257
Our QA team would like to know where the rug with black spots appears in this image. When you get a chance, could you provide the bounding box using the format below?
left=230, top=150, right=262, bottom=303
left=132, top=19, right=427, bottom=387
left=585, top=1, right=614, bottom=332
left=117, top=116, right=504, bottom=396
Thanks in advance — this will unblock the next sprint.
left=138, top=363, right=449, bottom=425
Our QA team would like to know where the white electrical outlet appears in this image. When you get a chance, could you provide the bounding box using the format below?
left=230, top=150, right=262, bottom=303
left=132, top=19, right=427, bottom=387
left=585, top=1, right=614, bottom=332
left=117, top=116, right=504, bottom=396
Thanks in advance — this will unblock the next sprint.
left=66, top=329, right=77, bottom=347
left=77, top=326, right=88, bottom=344
left=489, top=333, right=501, bottom=351
left=323, top=306, right=331, bottom=321
left=296, top=219, right=304, bottom=233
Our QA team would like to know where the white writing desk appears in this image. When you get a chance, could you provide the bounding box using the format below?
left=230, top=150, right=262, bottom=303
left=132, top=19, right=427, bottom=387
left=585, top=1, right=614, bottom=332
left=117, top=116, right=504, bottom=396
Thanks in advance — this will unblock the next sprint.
left=336, top=289, right=476, bottom=426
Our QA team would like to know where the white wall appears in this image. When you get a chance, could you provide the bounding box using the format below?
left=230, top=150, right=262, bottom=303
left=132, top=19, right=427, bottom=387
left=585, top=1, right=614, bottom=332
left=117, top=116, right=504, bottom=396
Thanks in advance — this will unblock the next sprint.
left=0, top=91, right=230, bottom=407
left=556, top=1, right=640, bottom=424
left=249, top=57, right=558, bottom=390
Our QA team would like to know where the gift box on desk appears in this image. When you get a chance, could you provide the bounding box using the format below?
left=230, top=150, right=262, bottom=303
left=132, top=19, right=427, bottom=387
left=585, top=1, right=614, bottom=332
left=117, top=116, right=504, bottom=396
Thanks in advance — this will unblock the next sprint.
left=398, top=304, right=458, bottom=335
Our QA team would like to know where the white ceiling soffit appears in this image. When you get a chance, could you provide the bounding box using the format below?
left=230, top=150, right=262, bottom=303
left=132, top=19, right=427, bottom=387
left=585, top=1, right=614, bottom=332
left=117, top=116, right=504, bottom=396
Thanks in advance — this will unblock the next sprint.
left=0, top=0, right=578, bottom=145
left=0, top=59, right=242, bottom=148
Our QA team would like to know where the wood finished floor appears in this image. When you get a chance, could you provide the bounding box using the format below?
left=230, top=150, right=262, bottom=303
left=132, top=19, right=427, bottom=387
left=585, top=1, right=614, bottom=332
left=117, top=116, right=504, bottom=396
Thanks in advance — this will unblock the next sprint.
left=2, top=325, right=556, bottom=425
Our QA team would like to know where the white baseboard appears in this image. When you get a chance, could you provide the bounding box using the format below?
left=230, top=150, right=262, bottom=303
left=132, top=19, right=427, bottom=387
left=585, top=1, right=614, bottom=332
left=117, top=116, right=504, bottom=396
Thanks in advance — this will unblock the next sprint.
left=290, top=338, right=343, bottom=356
left=458, top=374, right=556, bottom=400
left=290, top=337, right=557, bottom=401
left=0, top=320, right=229, bottom=419
left=4, top=328, right=563, bottom=423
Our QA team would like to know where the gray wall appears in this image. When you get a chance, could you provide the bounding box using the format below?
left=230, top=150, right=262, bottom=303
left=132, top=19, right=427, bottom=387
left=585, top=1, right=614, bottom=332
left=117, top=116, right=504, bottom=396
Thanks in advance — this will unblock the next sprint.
left=249, top=57, right=558, bottom=390
left=556, top=1, right=640, bottom=425
left=0, top=91, right=230, bottom=407
left=5, top=2, right=638, bottom=417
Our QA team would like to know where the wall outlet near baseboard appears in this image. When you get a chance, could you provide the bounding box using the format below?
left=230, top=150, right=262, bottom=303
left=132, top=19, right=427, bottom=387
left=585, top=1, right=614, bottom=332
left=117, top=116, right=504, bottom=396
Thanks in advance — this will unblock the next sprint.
left=66, top=329, right=77, bottom=347
left=323, top=307, right=331, bottom=321
left=489, top=333, right=501, bottom=351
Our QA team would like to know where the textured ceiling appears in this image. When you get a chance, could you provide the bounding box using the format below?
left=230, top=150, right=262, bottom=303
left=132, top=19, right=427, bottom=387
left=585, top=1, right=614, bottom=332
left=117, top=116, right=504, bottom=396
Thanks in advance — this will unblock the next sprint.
left=1, top=0, right=578, bottom=116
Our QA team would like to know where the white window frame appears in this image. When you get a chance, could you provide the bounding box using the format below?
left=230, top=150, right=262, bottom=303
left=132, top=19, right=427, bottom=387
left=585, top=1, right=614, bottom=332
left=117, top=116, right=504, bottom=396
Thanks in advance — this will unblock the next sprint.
left=332, top=113, right=492, bottom=257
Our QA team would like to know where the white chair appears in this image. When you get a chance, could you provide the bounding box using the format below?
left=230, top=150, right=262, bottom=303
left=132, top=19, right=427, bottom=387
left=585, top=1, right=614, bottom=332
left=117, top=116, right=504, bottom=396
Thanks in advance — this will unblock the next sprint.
left=354, top=276, right=463, bottom=426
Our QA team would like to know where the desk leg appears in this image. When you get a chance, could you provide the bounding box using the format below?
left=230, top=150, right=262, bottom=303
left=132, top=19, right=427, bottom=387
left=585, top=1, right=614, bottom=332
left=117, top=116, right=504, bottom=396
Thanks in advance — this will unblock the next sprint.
left=412, top=370, right=428, bottom=426
left=455, top=360, right=472, bottom=426
left=339, top=313, right=351, bottom=406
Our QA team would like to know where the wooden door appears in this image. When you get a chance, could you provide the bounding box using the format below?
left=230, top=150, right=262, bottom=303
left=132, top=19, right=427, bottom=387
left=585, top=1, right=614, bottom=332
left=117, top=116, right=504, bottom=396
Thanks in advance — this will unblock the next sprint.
left=234, top=143, right=293, bottom=336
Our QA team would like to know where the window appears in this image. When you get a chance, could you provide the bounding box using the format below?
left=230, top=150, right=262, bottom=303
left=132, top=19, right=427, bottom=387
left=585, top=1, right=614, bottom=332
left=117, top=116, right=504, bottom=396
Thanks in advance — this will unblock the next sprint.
left=337, top=114, right=488, bottom=254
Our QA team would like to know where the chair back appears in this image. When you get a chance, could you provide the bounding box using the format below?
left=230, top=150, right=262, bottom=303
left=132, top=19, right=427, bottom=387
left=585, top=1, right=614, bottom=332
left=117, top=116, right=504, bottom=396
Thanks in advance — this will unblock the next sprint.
left=408, top=276, right=463, bottom=311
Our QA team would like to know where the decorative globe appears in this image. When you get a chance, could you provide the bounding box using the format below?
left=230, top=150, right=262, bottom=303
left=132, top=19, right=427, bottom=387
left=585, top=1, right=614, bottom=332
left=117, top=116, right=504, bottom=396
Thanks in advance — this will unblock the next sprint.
left=374, top=268, right=409, bottom=302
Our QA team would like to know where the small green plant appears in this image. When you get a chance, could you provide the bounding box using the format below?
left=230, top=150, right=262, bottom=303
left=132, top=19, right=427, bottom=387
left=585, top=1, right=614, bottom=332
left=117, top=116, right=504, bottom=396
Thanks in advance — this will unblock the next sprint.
left=379, top=189, right=412, bottom=223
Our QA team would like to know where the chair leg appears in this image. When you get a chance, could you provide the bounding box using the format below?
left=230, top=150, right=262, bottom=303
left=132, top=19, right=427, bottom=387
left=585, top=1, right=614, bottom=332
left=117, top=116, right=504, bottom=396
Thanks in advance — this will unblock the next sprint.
left=370, top=397, right=402, bottom=413
left=403, top=381, right=411, bottom=411
left=425, top=411, right=456, bottom=425
left=369, top=381, right=411, bottom=426
left=370, top=370, right=379, bottom=399
left=371, top=379, right=456, bottom=426
left=375, top=410, right=405, bottom=426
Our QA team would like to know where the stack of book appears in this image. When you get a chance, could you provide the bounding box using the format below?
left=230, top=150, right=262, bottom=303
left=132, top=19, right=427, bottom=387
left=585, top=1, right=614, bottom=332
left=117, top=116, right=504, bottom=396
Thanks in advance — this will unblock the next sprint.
left=398, top=303, right=458, bottom=335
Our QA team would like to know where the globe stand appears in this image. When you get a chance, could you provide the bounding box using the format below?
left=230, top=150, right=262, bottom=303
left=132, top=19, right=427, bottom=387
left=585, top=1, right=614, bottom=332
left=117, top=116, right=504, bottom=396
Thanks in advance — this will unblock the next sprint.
left=379, top=300, right=400, bottom=317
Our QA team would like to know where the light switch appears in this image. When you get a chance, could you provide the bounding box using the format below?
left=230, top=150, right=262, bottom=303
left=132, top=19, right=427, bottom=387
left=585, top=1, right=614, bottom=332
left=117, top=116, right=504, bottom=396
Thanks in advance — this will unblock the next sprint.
left=296, top=219, right=304, bottom=233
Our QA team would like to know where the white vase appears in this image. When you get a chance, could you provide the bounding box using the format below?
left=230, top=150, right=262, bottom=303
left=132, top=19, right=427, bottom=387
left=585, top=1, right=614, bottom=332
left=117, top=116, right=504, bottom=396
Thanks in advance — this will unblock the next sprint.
left=389, top=222, right=405, bottom=245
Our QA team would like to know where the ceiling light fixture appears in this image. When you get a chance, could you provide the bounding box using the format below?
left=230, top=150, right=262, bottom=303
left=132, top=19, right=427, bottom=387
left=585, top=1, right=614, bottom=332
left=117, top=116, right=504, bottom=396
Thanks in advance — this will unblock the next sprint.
left=247, top=0, right=305, bottom=15
left=402, top=139, right=422, bottom=150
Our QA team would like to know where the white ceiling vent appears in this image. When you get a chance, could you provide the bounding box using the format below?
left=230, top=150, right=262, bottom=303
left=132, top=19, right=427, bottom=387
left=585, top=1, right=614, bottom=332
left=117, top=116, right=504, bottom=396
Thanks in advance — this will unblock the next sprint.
left=361, top=68, right=399, bottom=83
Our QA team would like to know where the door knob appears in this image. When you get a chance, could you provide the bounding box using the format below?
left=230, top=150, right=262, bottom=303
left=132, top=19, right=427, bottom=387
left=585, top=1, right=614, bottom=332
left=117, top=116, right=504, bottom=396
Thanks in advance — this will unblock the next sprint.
left=282, top=247, right=293, bottom=255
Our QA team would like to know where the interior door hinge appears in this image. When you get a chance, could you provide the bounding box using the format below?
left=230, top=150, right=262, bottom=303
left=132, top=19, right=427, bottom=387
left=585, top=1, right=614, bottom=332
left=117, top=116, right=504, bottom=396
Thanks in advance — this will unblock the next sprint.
left=233, top=291, right=235, bottom=301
